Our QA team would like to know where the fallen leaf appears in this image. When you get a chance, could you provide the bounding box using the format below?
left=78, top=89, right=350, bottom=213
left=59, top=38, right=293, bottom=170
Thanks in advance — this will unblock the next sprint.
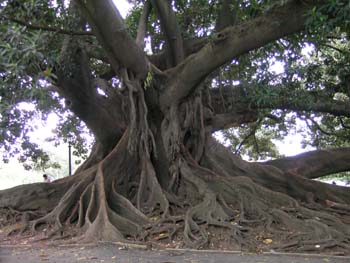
left=159, top=233, right=167, bottom=237
left=262, top=238, right=273, bottom=244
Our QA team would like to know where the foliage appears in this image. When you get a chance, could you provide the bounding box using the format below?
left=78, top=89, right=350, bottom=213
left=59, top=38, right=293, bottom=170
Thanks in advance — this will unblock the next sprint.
left=0, top=0, right=92, bottom=169
left=218, top=0, right=350, bottom=161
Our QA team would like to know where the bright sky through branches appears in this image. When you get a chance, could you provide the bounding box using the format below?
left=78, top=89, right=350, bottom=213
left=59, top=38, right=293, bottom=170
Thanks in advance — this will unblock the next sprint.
left=113, top=0, right=131, bottom=18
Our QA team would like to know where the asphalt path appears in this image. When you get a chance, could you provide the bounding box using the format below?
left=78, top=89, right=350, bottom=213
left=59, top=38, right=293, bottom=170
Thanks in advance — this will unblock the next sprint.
left=1, top=243, right=350, bottom=263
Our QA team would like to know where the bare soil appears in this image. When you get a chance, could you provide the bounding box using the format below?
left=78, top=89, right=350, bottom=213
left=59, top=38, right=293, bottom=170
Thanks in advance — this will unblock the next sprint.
left=1, top=240, right=350, bottom=263
left=1, top=222, right=350, bottom=263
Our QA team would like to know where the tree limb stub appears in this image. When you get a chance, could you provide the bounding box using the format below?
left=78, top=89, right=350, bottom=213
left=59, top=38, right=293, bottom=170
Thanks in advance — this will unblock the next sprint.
left=210, top=112, right=258, bottom=132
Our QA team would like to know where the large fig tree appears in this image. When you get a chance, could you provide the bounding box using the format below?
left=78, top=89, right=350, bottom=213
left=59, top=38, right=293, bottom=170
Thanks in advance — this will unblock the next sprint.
left=1, top=0, right=350, bottom=253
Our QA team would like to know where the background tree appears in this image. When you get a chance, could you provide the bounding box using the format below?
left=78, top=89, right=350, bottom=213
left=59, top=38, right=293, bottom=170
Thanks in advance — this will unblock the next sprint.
left=1, top=0, right=350, bottom=253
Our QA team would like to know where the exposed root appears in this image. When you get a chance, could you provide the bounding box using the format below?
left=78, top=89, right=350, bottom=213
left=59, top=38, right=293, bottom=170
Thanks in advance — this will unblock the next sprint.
left=31, top=167, right=97, bottom=235
left=1, top=130, right=350, bottom=255
left=83, top=164, right=144, bottom=242
left=0, top=207, right=42, bottom=236
left=179, top=161, right=241, bottom=248
left=142, top=216, right=184, bottom=242
left=137, top=157, right=169, bottom=216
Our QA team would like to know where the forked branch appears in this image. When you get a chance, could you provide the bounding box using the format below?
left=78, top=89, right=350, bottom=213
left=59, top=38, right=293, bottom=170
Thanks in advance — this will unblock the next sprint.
left=160, top=0, right=321, bottom=109
left=74, top=0, right=148, bottom=79
left=151, top=0, right=184, bottom=66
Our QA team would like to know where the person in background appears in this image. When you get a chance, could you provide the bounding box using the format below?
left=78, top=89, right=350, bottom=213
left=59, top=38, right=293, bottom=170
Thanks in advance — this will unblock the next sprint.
left=43, top=174, right=52, bottom=183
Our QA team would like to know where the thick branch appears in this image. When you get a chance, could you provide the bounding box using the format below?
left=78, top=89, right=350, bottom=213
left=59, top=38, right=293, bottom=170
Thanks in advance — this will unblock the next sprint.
left=57, top=39, right=127, bottom=152
left=160, top=0, right=322, bottom=109
left=256, top=91, right=350, bottom=118
left=215, top=0, right=238, bottom=31
left=136, top=1, right=152, bottom=48
left=264, top=148, right=350, bottom=179
left=151, top=0, right=184, bottom=66
left=74, top=0, right=148, bottom=79
left=203, top=137, right=350, bottom=203
left=210, top=85, right=350, bottom=119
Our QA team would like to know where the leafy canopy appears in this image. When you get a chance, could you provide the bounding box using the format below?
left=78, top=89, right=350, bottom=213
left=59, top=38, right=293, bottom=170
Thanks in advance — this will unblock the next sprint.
left=0, top=0, right=349, bottom=171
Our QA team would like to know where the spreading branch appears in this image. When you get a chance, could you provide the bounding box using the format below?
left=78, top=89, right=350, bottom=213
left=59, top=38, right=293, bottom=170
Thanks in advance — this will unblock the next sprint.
left=257, top=94, right=350, bottom=118
left=264, top=147, right=350, bottom=179
left=57, top=38, right=127, bottom=151
left=160, top=0, right=323, bottom=109
left=136, top=1, right=152, bottom=48
left=151, top=0, right=184, bottom=66
left=209, top=85, right=350, bottom=129
left=74, top=0, right=148, bottom=79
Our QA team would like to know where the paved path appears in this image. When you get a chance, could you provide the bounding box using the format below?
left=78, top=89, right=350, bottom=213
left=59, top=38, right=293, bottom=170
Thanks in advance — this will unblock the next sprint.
left=1, top=243, right=350, bottom=263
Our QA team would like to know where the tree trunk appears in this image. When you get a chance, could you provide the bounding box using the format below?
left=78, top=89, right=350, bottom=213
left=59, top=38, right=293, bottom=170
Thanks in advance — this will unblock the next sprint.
left=1, top=0, right=350, bottom=255
left=1, top=83, right=350, bottom=252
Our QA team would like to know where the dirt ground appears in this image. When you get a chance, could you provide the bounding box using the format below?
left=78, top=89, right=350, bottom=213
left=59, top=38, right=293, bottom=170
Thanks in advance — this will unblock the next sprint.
left=1, top=227, right=350, bottom=263
left=2, top=242, right=350, bottom=263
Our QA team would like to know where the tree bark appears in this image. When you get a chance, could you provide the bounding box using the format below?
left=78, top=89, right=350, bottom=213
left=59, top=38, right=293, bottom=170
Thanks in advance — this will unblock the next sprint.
left=151, top=0, right=184, bottom=66
left=264, top=147, right=350, bottom=179
left=160, top=0, right=318, bottom=109
left=74, top=0, right=148, bottom=79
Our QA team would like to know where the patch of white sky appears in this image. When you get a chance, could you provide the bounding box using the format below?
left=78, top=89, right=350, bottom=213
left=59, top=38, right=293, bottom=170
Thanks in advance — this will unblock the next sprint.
left=114, top=0, right=132, bottom=18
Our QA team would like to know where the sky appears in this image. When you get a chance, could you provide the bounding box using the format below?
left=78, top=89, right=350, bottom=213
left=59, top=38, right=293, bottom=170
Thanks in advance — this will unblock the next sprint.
left=113, top=0, right=131, bottom=18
